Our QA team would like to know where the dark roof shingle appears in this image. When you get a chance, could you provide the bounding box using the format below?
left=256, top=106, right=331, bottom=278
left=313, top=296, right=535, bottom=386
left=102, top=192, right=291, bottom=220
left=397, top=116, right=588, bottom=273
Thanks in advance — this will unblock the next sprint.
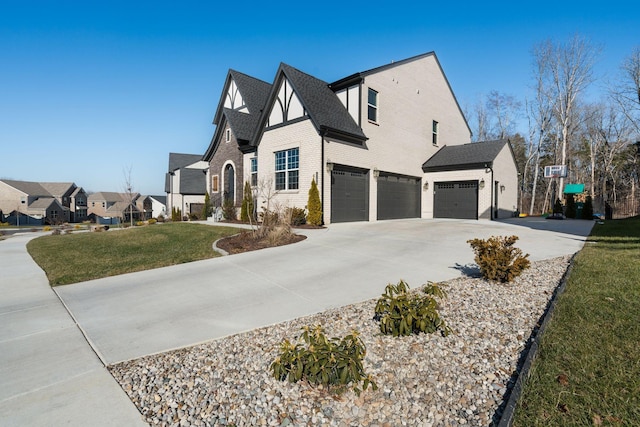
left=422, top=139, right=509, bottom=172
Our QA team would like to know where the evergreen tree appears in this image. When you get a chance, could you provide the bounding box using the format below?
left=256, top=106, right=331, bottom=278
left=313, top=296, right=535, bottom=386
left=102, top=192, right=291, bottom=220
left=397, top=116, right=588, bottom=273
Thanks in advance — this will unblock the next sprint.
left=201, top=192, right=212, bottom=220
left=240, top=182, right=254, bottom=222
left=307, top=179, right=322, bottom=226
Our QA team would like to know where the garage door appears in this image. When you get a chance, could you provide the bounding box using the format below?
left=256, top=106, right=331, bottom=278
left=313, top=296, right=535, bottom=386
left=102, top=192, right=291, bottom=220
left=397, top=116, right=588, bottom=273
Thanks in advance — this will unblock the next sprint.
left=331, top=167, right=369, bottom=223
left=434, top=181, right=478, bottom=219
left=377, top=174, right=421, bottom=220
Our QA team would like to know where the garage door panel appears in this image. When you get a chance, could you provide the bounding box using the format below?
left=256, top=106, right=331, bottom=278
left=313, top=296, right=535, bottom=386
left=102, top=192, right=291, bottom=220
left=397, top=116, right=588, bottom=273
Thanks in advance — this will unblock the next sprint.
left=331, top=168, right=368, bottom=223
left=434, top=181, right=478, bottom=219
left=377, top=175, right=421, bottom=220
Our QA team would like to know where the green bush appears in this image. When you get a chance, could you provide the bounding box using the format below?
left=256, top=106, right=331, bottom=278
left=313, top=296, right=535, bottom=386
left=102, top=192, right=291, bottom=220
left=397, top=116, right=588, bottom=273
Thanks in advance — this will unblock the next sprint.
left=287, top=207, right=306, bottom=226
left=270, top=325, right=377, bottom=396
left=374, top=280, right=451, bottom=337
left=307, top=179, right=322, bottom=226
left=467, top=235, right=531, bottom=283
left=222, top=197, right=236, bottom=221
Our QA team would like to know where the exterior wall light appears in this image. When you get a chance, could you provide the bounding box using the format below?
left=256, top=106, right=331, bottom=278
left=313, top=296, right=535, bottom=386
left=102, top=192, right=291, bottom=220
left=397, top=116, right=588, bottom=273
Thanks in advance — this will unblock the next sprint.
left=326, top=162, right=333, bottom=173
left=423, top=181, right=429, bottom=190
left=479, top=178, right=485, bottom=189
left=373, top=168, right=380, bottom=179
left=500, top=184, right=505, bottom=193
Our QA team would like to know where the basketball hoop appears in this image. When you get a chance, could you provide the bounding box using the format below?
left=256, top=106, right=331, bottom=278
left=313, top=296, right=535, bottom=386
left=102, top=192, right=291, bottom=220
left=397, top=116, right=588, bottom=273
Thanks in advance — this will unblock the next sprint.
left=544, top=165, right=567, bottom=179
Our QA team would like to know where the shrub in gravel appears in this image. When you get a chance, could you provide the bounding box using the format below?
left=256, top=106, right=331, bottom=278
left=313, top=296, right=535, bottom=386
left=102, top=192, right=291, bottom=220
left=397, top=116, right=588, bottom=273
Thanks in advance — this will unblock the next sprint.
left=270, top=325, right=377, bottom=396
left=467, top=235, right=530, bottom=283
left=374, top=280, right=451, bottom=337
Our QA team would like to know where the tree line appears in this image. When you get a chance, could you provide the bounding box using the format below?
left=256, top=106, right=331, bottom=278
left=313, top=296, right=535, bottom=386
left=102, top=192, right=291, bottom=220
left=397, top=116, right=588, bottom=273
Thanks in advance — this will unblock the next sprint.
left=468, top=35, right=640, bottom=217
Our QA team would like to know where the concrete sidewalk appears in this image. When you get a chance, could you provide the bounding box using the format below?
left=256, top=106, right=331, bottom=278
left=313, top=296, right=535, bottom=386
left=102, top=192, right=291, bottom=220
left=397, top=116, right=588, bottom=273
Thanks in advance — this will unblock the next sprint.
left=56, top=218, right=594, bottom=365
left=0, top=233, right=146, bottom=426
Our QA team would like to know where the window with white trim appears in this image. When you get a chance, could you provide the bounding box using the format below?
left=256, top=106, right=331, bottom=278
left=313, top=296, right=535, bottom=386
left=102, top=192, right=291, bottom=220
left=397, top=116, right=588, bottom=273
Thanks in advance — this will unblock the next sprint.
left=367, top=88, right=378, bottom=122
left=432, top=120, right=439, bottom=145
left=250, top=157, right=258, bottom=187
left=275, top=148, right=299, bottom=190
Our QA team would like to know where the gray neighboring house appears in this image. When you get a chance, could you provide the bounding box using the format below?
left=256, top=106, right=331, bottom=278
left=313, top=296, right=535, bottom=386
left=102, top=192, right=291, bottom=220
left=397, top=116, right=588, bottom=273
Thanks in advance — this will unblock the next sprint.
left=0, top=179, right=88, bottom=224
left=165, top=153, right=208, bottom=218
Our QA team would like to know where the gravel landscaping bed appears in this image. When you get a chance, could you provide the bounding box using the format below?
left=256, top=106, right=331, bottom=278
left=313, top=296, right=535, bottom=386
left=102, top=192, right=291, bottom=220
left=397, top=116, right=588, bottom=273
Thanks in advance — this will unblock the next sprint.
left=109, top=256, right=571, bottom=426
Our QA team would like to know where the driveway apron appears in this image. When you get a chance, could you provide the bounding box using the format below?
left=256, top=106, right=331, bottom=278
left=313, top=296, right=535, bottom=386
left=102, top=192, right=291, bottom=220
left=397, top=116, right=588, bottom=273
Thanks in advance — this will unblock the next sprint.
left=0, top=233, right=146, bottom=426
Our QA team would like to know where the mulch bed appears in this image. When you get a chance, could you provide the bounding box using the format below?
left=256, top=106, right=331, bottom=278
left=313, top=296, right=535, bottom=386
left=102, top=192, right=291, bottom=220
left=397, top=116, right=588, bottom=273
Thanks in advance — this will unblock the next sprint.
left=216, top=231, right=307, bottom=255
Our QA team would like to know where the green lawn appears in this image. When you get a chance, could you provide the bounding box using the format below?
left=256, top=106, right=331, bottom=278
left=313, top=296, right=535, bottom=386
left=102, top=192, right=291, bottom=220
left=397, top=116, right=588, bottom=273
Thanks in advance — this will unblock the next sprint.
left=514, top=216, right=640, bottom=426
left=27, top=223, right=242, bottom=286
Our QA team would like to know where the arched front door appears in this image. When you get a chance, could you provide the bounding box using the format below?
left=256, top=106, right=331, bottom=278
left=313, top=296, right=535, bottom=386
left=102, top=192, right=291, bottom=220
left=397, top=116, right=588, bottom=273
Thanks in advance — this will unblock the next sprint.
left=224, top=164, right=235, bottom=203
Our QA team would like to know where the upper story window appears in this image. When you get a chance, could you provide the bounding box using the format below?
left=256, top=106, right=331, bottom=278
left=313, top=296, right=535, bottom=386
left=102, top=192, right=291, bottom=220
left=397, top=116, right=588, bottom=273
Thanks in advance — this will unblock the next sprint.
left=225, top=129, right=231, bottom=143
left=367, top=88, right=378, bottom=123
left=432, top=120, right=439, bottom=145
left=250, top=157, right=258, bottom=187
left=275, top=148, right=299, bottom=191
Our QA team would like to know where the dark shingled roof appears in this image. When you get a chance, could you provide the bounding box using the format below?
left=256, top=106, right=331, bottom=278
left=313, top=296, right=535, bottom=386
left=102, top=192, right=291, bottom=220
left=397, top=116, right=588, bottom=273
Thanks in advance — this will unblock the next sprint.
left=168, top=153, right=203, bottom=172
left=224, top=107, right=260, bottom=142
left=204, top=71, right=272, bottom=160
left=150, top=195, right=166, bottom=205
left=179, top=168, right=206, bottom=195
left=213, top=70, right=272, bottom=125
left=422, top=139, right=509, bottom=172
left=269, top=63, right=366, bottom=143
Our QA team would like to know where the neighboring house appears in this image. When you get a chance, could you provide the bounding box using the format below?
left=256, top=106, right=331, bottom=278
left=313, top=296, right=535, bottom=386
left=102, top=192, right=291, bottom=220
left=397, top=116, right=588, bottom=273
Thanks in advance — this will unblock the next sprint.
left=147, top=195, right=167, bottom=219
left=202, top=52, right=518, bottom=223
left=0, top=179, right=81, bottom=224
left=69, top=187, right=89, bottom=222
left=88, top=192, right=142, bottom=224
left=165, top=153, right=208, bottom=218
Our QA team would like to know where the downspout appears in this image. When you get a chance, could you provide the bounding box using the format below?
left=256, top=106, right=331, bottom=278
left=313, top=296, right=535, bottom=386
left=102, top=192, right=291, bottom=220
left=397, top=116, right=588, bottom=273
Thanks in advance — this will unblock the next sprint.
left=320, top=131, right=326, bottom=224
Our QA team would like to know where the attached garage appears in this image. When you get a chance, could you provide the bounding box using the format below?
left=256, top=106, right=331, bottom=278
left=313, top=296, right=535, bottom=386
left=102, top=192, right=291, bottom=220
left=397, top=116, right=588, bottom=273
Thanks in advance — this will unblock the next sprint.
left=331, top=166, right=369, bottom=223
left=433, top=181, right=478, bottom=219
left=377, top=173, right=421, bottom=220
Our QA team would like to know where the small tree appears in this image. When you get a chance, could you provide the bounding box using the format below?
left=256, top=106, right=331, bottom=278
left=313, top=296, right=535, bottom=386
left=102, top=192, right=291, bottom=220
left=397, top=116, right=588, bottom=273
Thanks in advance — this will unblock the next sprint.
left=565, top=193, right=576, bottom=218
left=240, top=182, right=254, bottom=222
left=201, top=192, right=212, bottom=220
left=171, top=207, right=182, bottom=221
left=307, top=179, right=322, bottom=226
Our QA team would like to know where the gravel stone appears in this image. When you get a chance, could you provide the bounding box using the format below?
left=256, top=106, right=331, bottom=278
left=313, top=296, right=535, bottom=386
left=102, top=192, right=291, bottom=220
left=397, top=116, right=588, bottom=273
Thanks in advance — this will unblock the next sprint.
left=109, top=256, right=570, bottom=426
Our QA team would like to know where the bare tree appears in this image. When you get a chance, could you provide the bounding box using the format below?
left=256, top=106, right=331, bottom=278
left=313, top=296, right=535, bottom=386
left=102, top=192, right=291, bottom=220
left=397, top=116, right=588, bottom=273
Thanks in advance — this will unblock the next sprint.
left=486, top=90, right=522, bottom=139
left=527, top=44, right=556, bottom=215
left=535, top=35, right=600, bottom=192
left=610, top=46, right=640, bottom=135
left=122, top=166, right=135, bottom=227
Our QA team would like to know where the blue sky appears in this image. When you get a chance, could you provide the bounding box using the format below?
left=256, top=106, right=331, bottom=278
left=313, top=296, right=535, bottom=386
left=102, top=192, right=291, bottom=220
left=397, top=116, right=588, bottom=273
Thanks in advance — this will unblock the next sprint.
left=1, top=1, right=638, bottom=195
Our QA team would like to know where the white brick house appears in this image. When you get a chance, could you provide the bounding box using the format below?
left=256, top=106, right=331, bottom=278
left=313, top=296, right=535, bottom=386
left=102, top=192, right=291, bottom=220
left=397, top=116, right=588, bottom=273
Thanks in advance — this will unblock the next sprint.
left=203, top=52, right=519, bottom=223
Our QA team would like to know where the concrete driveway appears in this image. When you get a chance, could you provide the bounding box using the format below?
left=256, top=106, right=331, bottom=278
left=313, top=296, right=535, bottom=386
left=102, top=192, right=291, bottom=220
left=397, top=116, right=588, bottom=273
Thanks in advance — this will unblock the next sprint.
left=55, top=217, right=594, bottom=365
